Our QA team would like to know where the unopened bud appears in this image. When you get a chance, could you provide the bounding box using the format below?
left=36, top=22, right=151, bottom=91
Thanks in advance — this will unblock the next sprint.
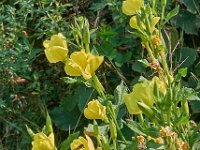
left=109, top=119, right=117, bottom=140
left=25, top=125, right=35, bottom=139
left=46, top=112, right=53, bottom=134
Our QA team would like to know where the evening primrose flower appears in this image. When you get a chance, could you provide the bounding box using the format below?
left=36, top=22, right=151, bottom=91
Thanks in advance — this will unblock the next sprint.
left=70, top=135, right=95, bottom=150
left=124, top=76, right=166, bottom=114
left=129, top=16, right=160, bottom=32
left=43, top=33, right=68, bottom=63
left=32, top=132, right=56, bottom=150
left=84, top=99, right=107, bottom=120
left=122, top=0, right=144, bottom=15
left=124, top=78, right=155, bottom=114
left=64, top=50, right=104, bottom=80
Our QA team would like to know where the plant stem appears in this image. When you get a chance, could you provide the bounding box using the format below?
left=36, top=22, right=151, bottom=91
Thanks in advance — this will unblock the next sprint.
left=85, top=43, right=90, bottom=53
left=138, top=113, right=144, bottom=126
left=107, top=106, right=127, bottom=144
left=92, top=75, right=106, bottom=99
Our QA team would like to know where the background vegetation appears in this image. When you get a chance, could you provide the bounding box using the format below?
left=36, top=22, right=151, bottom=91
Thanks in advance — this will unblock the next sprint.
left=0, top=0, right=199, bottom=149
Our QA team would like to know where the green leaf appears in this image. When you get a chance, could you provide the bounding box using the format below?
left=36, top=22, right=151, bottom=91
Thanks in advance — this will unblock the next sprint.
left=132, top=60, right=148, bottom=73
left=164, top=5, right=180, bottom=24
left=173, top=47, right=197, bottom=68
left=61, top=77, right=80, bottom=84
left=124, top=141, right=138, bottom=150
left=114, top=51, right=132, bottom=67
left=191, top=101, right=200, bottom=113
left=97, top=41, right=117, bottom=60
left=183, top=87, right=200, bottom=101
left=124, top=120, right=146, bottom=136
left=179, top=0, right=200, bottom=14
left=178, top=68, right=188, bottom=77
left=114, top=81, right=127, bottom=106
left=90, top=2, right=111, bottom=12
left=77, top=86, right=96, bottom=111
left=60, top=85, right=96, bottom=112
left=174, top=115, right=189, bottom=127
left=192, top=140, right=200, bottom=150
left=171, top=11, right=200, bottom=35
left=60, top=132, right=79, bottom=150
left=50, top=106, right=82, bottom=131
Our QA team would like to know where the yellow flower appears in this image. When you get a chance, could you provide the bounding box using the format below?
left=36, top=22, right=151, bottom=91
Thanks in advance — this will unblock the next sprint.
left=150, top=17, right=160, bottom=32
left=124, top=78, right=155, bottom=114
left=122, top=0, right=144, bottom=15
left=43, top=33, right=68, bottom=63
left=129, top=16, right=139, bottom=29
left=64, top=51, right=104, bottom=80
left=70, top=135, right=95, bottom=150
left=84, top=99, right=107, bottom=120
left=129, top=16, right=160, bottom=32
left=32, top=132, right=56, bottom=150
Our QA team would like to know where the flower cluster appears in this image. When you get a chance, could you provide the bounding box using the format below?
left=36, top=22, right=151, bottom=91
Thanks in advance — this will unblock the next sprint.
left=43, top=33, right=104, bottom=80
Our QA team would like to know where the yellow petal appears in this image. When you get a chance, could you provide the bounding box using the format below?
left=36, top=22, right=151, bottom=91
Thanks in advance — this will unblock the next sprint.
left=43, top=33, right=67, bottom=48
left=124, top=92, right=142, bottom=114
left=88, top=54, right=104, bottom=73
left=71, top=51, right=87, bottom=69
left=45, top=46, right=68, bottom=63
left=124, top=80, right=155, bottom=115
left=33, top=132, right=47, bottom=140
left=84, top=100, right=107, bottom=120
left=48, top=133, right=55, bottom=147
left=32, top=132, right=55, bottom=150
left=150, top=17, right=160, bottom=32
left=64, top=60, right=82, bottom=76
left=85, top=134, right=95, bottom=150
left=152, top=17, right=160, bottom=28
left=70, top=136, right=89, bottom=150
left=129, top=16, right=139, bottom=29
left=122, top=0, right=144, bottom=15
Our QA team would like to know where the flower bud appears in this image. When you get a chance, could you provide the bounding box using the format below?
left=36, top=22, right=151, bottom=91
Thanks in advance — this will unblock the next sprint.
left=109, top=119, right=117, bottom=140
left=84, top=99, right=107, bottom=120
left=137, top=102, right=155, bottom=119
